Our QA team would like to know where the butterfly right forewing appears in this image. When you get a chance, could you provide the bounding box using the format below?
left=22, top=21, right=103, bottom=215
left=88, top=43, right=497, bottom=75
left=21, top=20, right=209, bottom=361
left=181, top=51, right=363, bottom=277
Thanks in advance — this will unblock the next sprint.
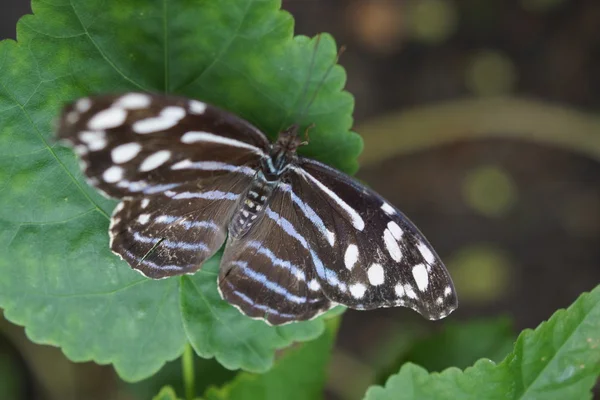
left=286, top=158, right=458, bottom=320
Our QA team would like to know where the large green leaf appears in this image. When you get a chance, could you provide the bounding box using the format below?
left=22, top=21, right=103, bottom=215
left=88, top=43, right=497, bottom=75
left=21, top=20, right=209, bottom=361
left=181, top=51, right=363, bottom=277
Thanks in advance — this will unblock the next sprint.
left=0, top=0, right=359, bottom=381
left=204, top=317, right=340, bottom=400
left=364, top=285, right=600, bottom=400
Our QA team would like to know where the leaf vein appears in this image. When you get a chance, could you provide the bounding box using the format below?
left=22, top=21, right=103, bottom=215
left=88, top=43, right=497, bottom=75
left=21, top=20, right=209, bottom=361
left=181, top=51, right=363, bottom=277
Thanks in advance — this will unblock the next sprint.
left=517, top=301, right=600, bottom=397
left=68, top=0, right=149, bottom=91
left=174, top=0, right=253, bottom=92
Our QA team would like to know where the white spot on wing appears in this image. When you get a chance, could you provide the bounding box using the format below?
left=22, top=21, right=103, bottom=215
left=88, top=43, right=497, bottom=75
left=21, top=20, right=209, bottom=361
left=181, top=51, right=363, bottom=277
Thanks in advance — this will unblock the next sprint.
left=140, top=198, right=150, bottom=209
left=114, top=93, right=151, bottom=109
left=102, top=166, right=123, bottom=183
left=387, top=221, right=403, bottom=240
left=418, top=242, right=436, bottom=264
left=171, top=159, right=192, bottom=169
left=74, top=145, right=88, bottom=155
left=66, top=111, right=79, bottom=124
left=444, top=286, right=452, bottom=297
left=412, top=263, right=429, bottom=291
left=139, top=150, right=171, bottom=172
left=349, top=283, right=367, bottom=299
left=137, top=213, right=150, bottom=224
left=404, top=284, right=417, bottom=299
left=395, top=283, right=405, bottom=297
left=308, top=279, right=321, bottom=291
left=111, top=142, right=142, bottom=163
left=133, top=106, right=186, bottom=134
left=367, top=263, right=385, bottom=285
left=76, top=98, right=91, bottom=113
left=344, top=244, right=359, bottom=271
left=79, top=130, right=107, bottom=151
left=381, top=202, right=395, bottom=215
left=88, top=108, right=127, bottom=130
left=189, top=100, right=207, bottom=114
left=383, top=229, right=402, bottom=262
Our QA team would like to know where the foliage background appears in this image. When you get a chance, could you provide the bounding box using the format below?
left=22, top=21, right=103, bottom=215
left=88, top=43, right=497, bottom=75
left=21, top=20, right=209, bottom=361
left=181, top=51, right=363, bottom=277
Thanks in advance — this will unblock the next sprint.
left=1, top=0, right=599, bottom=399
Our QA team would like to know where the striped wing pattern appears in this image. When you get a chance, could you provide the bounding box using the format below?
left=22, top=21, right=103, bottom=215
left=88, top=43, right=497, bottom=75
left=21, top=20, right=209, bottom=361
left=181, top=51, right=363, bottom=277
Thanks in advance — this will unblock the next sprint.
left=58, top=93, right=269, bottom=198
left=287, top=159, right=457, bottom=320
left=58, top=92, right=458, bottom=325
left=219, top=183, right=333, bottom=325
left=109, top=178, right=249, bottom=278
left=59, top=93, right=268, bottom=279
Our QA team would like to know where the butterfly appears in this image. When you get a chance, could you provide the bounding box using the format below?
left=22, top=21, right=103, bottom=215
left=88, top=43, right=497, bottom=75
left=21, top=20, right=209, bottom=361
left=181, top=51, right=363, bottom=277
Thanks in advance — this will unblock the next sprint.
left=57, top=92, right=458, bottom=325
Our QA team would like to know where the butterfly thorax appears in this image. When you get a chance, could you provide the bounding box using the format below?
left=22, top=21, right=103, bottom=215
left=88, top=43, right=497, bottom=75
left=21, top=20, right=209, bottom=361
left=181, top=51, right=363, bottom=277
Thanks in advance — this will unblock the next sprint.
left=229, top=126, right=302, bottom=239
left=261, top=125, right=302, bottom=180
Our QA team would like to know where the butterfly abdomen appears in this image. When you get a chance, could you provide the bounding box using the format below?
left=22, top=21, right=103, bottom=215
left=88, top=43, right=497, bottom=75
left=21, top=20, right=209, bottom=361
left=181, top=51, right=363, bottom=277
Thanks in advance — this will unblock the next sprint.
left=229, top=171, right=276, bottom=238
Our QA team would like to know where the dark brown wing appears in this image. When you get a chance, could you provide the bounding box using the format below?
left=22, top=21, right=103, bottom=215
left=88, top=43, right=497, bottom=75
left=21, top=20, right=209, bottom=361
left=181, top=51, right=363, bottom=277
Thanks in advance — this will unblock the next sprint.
left=57, top=92, right=269, bottom=198
left=57, top=93, right=270, bottom=278
left=283, top=158, right=458, bottom=320
left=218, top=180, right=334, bottom=325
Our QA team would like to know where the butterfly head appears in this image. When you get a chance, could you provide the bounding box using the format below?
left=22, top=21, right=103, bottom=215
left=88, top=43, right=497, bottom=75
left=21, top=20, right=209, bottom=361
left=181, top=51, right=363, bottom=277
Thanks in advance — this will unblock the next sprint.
left=261, top=125, right=304, bottom=180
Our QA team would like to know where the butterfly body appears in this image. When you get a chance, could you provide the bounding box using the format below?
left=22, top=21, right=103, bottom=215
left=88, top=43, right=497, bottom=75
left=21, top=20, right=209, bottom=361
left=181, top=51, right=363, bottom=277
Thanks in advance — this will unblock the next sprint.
left=229, top=172, right=275, bottom=238
left=58, top=92, right=458, bottom=325
left=231, top=125, right=305, bottom=238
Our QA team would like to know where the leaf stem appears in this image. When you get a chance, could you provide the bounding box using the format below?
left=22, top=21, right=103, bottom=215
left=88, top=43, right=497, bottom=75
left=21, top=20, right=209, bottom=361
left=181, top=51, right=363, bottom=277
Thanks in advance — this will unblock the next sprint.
left=182, top=342, right=195, bottom=400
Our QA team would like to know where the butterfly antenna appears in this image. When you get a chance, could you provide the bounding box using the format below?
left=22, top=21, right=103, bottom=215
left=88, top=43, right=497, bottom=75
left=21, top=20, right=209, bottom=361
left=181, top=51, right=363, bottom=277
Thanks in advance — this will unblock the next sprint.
left=295, top=43, right=346, bottom=138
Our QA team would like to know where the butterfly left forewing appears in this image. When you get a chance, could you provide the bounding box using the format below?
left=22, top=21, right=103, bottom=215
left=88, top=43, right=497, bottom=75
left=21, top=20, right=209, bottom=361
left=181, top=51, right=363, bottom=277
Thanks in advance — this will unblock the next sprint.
left=58, top=92, right=270, bottom=199
left=286, top=158, right=458, bottom=320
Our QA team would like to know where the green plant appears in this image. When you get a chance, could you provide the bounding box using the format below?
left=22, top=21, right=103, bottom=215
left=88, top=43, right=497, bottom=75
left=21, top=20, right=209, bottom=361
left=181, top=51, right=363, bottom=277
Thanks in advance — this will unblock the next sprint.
left=1, top=1, right=598, bottom=399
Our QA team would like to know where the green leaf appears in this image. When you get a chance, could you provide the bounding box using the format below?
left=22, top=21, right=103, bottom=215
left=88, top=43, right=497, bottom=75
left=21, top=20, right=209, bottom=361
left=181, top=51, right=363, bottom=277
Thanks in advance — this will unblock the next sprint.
left=181, top=259, right=342, bottom=372
left=0, top=0, right=358, bottom=381
left=364, top=285, right=600, bottom=400
left=204, top=317, right=340, bottom=400
left=152, top=386, right=182, bottom=400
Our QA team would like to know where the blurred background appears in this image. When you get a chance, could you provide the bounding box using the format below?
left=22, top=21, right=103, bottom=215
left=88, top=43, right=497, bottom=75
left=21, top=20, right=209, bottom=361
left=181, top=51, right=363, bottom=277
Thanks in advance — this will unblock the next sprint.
left=1, top=0, right=599, bottom=399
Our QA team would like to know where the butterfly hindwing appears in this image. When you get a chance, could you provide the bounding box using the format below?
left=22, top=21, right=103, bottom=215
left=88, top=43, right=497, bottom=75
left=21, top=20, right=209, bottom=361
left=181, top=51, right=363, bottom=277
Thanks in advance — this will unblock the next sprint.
left=286, top=158, right=458, bottom=320
left=218, top=180, right=333, bottom=325
left=110, top=176, right=252, bottom=279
